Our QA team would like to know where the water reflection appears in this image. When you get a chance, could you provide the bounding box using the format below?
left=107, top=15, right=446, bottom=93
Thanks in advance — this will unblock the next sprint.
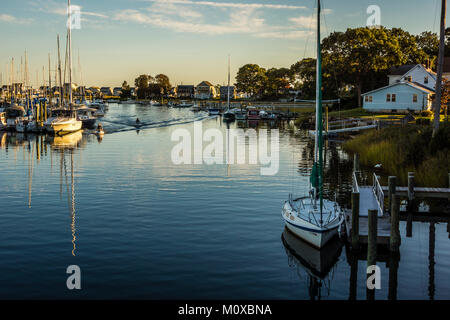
left=282, top=228, right=342, bottom=300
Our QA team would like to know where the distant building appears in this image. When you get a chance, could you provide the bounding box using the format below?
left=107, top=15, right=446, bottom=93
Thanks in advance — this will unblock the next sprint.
left=113, top=87, right=122, bottom=96
left=170, top=87, right=177, bottom=98
left=195, top=81, right=216, bottom=99
left=100, top=87, right=113, bottom=96
left=220, top=86, right=236, bottom=100
left=177, top=85, right=195, bottom=98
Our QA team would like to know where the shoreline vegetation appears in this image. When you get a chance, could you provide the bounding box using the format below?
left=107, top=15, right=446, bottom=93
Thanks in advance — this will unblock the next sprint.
left=342, top=123, right=450, bottom=187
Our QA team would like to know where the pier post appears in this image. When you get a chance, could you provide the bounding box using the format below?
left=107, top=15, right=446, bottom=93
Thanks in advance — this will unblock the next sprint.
left=388, top=253, right=400, bottom=300
left=351, top=192, right=360, bottom=250
left=406, top=212, right=413, bottom=238
left=448, top=172, right=450, bottom=188
left=388, top=176, right=396, bottom=213
left=353, top=153, right=360, bottom=173
left=390, top=194, right=401, bottom=252
left=349, top=251, right=358, bottom=300
left=367, top=209, right=378, bottom=301
left=407, top=172, right=416, bottom=212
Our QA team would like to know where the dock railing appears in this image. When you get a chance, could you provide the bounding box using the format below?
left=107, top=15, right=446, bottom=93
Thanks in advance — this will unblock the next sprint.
left=372, top=173, right=384, bottom=216
left=352, top=171, right=360, bottom=193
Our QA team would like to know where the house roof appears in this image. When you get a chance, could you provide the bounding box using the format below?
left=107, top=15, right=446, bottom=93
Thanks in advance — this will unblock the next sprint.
left=197, top=81, right=214, bottom=87
left=362, top=81, right=434, bottom=96
left=389, top=64, right=416, bottom=76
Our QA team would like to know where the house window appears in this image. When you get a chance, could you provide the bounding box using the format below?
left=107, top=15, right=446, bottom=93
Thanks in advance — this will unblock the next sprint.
left=386, top=94, right=391, bottom=102
left=413, top=94, right=418, bottom=103
left=369, top=96, right=373, bottom=102
left=365, top=96, right=368, bottom=102
left=391, top=94, right=396, bottom=102
left=424, top=76, right=429, bottom=84
left=405, top=76, right=412, bottom=82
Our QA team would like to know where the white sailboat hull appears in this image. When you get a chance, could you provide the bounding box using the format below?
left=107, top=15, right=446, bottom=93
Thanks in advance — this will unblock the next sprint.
left=282, top=198, right=343, bottom=249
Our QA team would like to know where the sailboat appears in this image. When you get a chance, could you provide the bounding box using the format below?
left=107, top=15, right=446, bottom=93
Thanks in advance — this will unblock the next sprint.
left=223, top=55, right=235, bottom=122
left=44, top=0, right=82, bottom=135
left=281, top=0, right=343, bottom=249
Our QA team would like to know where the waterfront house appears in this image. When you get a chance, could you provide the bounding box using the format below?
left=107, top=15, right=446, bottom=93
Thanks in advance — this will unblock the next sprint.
left=362, top=64, right=436, bottom=113
left=100, top=87, right=113, bottom=96
left=195, top=81, right=216, bottom=99
left=113, top=87, right=122, bottom=96
left=220, top=86, right=237, bottom=100
left=177, top=85, right=195, bottom=98
left=362, top=81, right=434, bottom=113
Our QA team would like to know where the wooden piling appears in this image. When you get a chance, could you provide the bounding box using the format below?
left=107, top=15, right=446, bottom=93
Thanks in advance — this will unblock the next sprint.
left=367, top=209, right=378, bottom=301
left=408, top=172, right=415, bottom=201
left=367, top=209, right=378, bottom=267
left=388, top=176, right=396, bottom=213
left=390, top=194, right=401, bottom=252
left=388, top=253, right=399, bottom=300
left=353, top=153, right=360, bottom=173
left=351, top=192, right=360, bottom=250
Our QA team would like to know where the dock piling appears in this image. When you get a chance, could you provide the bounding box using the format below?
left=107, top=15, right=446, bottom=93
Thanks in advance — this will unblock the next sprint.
left=367, top=209, right=378, bottom=300
left=390, top=194, right=401, bottom=252
left=351, top=192, right=360, bottom=250
left=388, top=176, right=396, bottom=213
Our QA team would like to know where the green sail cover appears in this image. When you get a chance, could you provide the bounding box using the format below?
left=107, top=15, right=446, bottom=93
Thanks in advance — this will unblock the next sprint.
left=310, top=162, right=319, bottom=189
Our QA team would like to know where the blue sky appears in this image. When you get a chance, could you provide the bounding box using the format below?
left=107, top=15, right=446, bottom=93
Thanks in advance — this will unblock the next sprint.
left=0, top=0, right=447, bottom=87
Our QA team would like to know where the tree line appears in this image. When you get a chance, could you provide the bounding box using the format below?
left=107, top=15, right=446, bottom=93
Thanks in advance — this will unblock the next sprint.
left=235, top=27, right=445, bottom=107
left=120, top=74, right=172, bottom=99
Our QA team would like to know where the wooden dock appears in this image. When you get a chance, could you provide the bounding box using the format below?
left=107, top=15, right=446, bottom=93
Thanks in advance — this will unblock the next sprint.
left=381, top=186, right=450, bottom=199
left=344, top=210, right=391, bottom=245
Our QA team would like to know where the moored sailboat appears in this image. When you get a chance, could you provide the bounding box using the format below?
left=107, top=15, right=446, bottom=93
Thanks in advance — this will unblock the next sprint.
left=281, top=0, right=343, bottom=249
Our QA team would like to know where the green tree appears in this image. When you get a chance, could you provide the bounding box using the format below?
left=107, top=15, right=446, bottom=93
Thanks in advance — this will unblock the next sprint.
left=155, top=74, right=171, bottom=96
left=135, top=75, right=153, bottom=99
left=265, top=67, right=291, bottom=98
left=120, top=80, right=131, bottom=99
left=235, top=64, right=267, bottom=98
left=290, top=58, right=316, bottom=99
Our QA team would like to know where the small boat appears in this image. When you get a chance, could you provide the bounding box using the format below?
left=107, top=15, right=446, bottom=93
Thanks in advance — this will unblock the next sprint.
left=76, top=106, right=97, bottom=129
left=247, top=107, right=260, bottom=120
left=223, top=111, right=235, bottom=121
left=281, top=0, right=343, bottom=249
left=178, top=100, right=193, bottom=108
left=16, top=116, right=31, bottom=133
left=5, top=104, right=26, bottom=130
left=44, top=108, right=82, bottom=135
left=208, top=108, right=220, bottom=115
left=234, top=109, right=247, bottom=120
left=120, top=99, right=135, bottom=104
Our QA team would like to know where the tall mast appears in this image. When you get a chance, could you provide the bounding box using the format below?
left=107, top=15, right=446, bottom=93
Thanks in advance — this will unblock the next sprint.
left=57, top=34, right=63, bottom=107
left=48, top=53, right=52, bottom=105
left=315, top=0, right=324, bottom=219
left=227, top=55, right=231, bottom=111
left=433, top=0, right=446, bottom=136
left=68, top=0, right=73, bottom=105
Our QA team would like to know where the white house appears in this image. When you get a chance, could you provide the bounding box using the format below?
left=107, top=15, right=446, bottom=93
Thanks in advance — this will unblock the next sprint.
left=362, top=81, right=433, bottom=113
left=363, top=64, right=436, bottom=113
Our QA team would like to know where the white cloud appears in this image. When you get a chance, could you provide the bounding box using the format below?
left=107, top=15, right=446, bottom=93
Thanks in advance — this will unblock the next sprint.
left=289, top=16, right=316, bottom=29
left=114, top=0, right=315, bottom=39
left=144, top=0, right=306, bottom=10
left=0, top=14, right=32, bottom=24
left=29, top=0, right=108, bottom=19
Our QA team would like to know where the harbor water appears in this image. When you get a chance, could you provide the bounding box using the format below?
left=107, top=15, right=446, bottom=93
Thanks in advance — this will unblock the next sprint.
left=0, top=103, right=449, bottom=299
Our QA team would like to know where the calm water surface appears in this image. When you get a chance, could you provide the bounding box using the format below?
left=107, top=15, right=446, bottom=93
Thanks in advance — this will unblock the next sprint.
left=0, top=103, right=449, bottom=299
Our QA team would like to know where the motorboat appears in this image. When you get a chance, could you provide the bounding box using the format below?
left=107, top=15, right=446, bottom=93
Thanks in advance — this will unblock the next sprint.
left=76, top=106, right=97, bottom=129
left=44, top=108, right=82, bottom=135
left=177, top=100, right=193, bottom=108
left=5, top=104, right=26, bottom=130
left=208, top=108, right=220, bottom=115
left=247, top=107, right=260, bottom=120
left=234, top=109, right=247, bottom=120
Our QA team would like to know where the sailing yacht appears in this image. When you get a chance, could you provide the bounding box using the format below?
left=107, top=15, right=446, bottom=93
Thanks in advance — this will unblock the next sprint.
left=45, top=0, right=82, bottom=135
left=281, top=0, right=343, bottom=249
left=223, top=56, right=235, bottom=122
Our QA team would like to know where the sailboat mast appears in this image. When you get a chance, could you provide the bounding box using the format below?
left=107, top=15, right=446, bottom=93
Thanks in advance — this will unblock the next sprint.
left=68, top=0, right=73, bottom=105
left=315, top=0, right=324, bottom=217
left=48, top=53, right=52, bottom=105
left=57, top=35, right=63, bottom=107
left=227, top=55, right=231, bottom=111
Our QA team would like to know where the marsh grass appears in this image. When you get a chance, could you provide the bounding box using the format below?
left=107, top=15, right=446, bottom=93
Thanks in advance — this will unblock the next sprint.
left=343, top=124, right=450, bottom=187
